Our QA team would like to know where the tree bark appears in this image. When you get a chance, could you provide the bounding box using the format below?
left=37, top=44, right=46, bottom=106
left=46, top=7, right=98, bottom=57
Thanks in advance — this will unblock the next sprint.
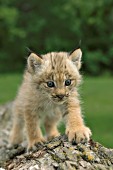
left=0, top=102, right=113, bottom=170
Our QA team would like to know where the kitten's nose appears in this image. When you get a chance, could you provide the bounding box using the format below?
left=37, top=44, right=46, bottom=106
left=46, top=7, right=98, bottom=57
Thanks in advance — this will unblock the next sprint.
left=56, top=94, right=65, bottom=99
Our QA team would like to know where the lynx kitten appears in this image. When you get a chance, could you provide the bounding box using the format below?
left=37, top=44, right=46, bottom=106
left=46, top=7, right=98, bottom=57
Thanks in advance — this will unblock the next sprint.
left=10, top=48, right=91, bottom=151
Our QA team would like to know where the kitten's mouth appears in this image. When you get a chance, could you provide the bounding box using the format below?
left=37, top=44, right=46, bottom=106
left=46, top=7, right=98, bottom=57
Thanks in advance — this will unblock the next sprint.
left=51, top=97, right=67, bottom=105
left=53, top=100, right=65, bottom=105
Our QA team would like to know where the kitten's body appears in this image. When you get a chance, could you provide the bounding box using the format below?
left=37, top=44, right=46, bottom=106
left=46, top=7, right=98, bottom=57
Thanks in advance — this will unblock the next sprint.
left=10, top=50, right=91, bottom=151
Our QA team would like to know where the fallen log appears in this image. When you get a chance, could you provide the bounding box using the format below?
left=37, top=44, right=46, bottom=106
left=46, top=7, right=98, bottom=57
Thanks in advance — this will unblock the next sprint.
left=0, top=102, right=113, bottom=170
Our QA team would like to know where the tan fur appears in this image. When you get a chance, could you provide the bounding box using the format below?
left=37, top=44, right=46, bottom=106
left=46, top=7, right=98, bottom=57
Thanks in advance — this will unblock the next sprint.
left=10, top=48, right=91, bottom=151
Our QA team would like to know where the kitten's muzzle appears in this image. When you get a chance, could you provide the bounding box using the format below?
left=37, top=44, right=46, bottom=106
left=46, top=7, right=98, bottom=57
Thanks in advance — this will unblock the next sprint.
left=56, top=94, right=65, bottom=100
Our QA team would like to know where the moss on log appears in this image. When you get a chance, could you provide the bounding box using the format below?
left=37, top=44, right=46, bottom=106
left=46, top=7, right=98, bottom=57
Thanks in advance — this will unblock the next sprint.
left=0, top=102, right=113, bottom=170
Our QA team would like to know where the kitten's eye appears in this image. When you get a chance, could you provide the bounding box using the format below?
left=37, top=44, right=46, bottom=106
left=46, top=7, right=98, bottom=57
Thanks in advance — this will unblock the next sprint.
left=65, top=79, right=71, bottom=86
left=47, top=81, right=55, bottom=88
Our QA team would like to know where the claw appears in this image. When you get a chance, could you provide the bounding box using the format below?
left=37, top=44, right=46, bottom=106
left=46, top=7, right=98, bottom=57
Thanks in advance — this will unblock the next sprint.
left=66, top=126, right=92, bottom=144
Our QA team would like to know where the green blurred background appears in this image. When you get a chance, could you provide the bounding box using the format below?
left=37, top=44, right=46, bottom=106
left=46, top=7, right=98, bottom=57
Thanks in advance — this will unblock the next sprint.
left=0, top=0, right=113, bottom=148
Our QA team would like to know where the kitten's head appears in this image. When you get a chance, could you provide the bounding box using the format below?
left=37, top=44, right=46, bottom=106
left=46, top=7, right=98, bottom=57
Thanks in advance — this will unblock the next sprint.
left=27, top=48, right=82, bottom=104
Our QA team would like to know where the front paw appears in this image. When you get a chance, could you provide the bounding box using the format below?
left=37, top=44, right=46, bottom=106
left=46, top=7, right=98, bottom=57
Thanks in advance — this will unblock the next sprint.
left=66, top=126, right=92, bottom=144
left=27, top=137, right=45, bottom=152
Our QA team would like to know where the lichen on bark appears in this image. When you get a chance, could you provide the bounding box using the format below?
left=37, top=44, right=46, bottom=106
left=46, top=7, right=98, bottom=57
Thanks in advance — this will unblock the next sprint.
left=0, top=102, right=113, bottom=170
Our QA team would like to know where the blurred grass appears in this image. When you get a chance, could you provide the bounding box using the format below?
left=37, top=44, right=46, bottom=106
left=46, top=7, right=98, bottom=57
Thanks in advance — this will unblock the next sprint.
left=0, top=73, right=22, bottom=104
left=82, top=77, right=113, bottom=148
left=0, top=74, right=113, bottom=148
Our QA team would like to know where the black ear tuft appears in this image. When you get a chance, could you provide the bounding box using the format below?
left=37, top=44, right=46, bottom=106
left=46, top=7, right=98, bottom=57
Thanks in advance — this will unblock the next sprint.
left=26, top=47, right=33, bottom=56
left=69, top=40, right=82, bottom=55
left=26, top=47, right=42, bottom=59
left=77, top=39, right=81, bottom=49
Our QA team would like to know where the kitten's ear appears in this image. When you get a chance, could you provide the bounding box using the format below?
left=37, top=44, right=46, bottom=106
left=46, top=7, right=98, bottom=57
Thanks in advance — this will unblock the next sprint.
left=27, top=53, right=43, bottom=73
left=69, top=48, right=82, bottom=70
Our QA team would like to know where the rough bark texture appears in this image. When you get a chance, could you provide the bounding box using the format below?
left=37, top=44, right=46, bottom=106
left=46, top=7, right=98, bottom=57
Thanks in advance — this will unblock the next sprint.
left=0, top=102, right=113, bottom=170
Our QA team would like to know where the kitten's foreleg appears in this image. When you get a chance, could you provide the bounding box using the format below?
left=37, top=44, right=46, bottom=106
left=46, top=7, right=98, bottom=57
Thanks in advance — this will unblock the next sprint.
left=10, top=112, right=24, bottom=145
left=65, top=98, right=91, bottom=143
left=44, top=109, right=61, bottom=140
left=24, top=111, right=45, bottom=151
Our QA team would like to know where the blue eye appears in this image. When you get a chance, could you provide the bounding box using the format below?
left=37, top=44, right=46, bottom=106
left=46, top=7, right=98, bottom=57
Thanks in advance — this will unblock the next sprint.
left=47, top=81, right=55, bottom=88
left=65, top=79, right=71, bottom=86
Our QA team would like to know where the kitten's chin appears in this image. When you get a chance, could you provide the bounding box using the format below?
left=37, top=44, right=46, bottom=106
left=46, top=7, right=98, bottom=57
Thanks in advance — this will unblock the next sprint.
left=52, top=99, right=66, bottom=105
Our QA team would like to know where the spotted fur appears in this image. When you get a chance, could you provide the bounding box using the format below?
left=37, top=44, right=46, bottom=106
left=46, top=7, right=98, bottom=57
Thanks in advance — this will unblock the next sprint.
left=10, top=49, right=91, bottom=151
